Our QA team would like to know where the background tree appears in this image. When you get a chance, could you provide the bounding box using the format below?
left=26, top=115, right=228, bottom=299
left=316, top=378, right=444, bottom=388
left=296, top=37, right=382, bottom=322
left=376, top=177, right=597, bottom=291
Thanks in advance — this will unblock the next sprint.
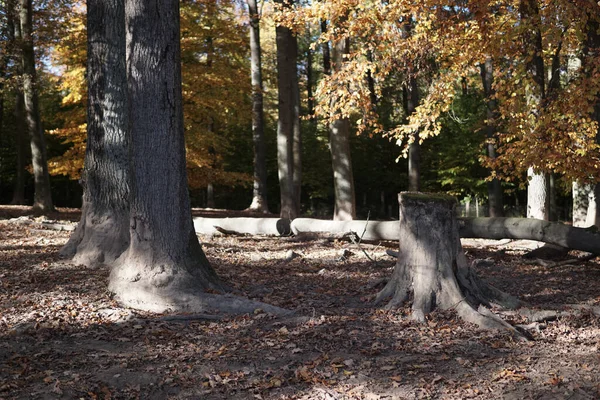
left=60, top=0, right=130, bottom=267
left=246, top=0, right=269, bottom=213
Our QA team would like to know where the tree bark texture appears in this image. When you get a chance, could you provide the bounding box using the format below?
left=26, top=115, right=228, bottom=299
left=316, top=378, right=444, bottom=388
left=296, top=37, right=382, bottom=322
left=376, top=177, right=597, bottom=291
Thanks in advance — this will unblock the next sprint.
left=11, top=90, right=27, bottom=205
left=246, top=0, right=269, bottom=213
left=329, top=38, right=356, bottom=221
left=109, top=0, right=219, bottom=312
left=275, top=4, right=299, bottom=219
left=60, top=0, right=130, bottom=267
left=375, top=193, right=520, bottom=332
left=527, top=168, right=550, bottom=220
left=480, top=57, right=504, bottom=217
left=19, top=0, right=53, bottom=212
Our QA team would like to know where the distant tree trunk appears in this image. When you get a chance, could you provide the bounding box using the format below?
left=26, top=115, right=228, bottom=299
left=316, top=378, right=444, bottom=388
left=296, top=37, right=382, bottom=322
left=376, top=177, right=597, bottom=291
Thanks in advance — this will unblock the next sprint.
left=60, top=0, right=130, bottom=267
left=329, top=37, right=356, bottom=221
left=19, top=0, right=53, bottom=212
left=403, top=76, right=420, bottom=192
left=584, top=3, right=600, bottom=227
left=245, top=0, right=269, bottom=213
left=526, top=168, right=550, bottom=220
left=480, top=57, right=504, bottom=217
left=572, top=181, right=592, bottom=227
left=11, top=91, right=27, bottom=205
left=108, top=0, right=221, bottom=312
left=520, top=0, right=548, bottom=221
left=275, top=0, right=298, bottom=219
left=306, top=37, right=315, bottom=119
left=366, top=50, right=377, bottom=108
left=320, top=20, right=331, bottom=76
left=375, top=193, right=520, bottom=333
left=291, top=34, right=302, bottom=214
left=207, top=183, right=215, bottom=208
left=6, top=0, right=27, bottom=205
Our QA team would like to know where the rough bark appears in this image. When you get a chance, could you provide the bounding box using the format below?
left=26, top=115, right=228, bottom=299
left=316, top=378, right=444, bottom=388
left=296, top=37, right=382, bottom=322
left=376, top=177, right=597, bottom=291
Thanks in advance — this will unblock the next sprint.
left=60, top=0, right=130, bottom=267
left=329, top=37, right=356, bottom=221
left=19, top=0, right=53, bottom=212
left=375, top=193, right=521, bottom=333
left=479, top=57, right=504, bottom=217
left=527, top=168, right=550, bottom=220
left=275, top=1, right=298, bottom=219
left=246, top=0, right=269, bottom=213
left=110, top=0, right=286, bottom=316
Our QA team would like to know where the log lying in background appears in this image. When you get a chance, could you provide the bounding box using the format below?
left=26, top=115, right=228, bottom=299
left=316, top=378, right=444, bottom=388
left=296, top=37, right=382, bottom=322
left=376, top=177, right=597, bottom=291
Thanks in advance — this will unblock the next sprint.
left=193, top=215, right=600, bottom=254
left=458, top=217, right=600, bottom=254
left=193, top=217, right=291, bottom=236
left=290, top=218, right=399, bottom=241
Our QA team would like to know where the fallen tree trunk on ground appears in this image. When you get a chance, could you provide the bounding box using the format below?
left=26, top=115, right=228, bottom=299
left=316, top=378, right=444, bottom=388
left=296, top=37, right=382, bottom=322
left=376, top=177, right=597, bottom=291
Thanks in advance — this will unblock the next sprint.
left=193, top=216, right=600, bottom=254
left=458, top=218, right=600, bottom=254
left=193, top=217, right=291, bottom=236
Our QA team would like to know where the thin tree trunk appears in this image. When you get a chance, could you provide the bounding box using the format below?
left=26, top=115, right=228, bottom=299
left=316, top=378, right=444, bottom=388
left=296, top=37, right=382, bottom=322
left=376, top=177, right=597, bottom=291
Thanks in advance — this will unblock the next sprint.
left=246, top=0, right=269, bottom=213
left=60, top=0, right=130, bottom=267
left=404, top=76, right=420, bottom=192
left=320, top=20, right=330, bottom=76
left=275, top=0, right=298, bottom=219
left=520, top=0, right=548, bottom=221
left=329, top=37, right=356, bottom=221
left=207, top=183, right=215, bottom=208
left=11, top=91, right=27, bottom=205
left=480, top=57, right=504, bottom=217
left=19, top=0, right=53, bottom=212
left=291, top=33, right=302, bottom=214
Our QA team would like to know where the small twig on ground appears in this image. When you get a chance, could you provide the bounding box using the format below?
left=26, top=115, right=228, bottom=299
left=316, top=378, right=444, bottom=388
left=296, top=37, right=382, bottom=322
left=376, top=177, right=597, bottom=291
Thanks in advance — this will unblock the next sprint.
left=213, top=226, right=246, bottom=236
left=158, top=313, right=223, bottom=323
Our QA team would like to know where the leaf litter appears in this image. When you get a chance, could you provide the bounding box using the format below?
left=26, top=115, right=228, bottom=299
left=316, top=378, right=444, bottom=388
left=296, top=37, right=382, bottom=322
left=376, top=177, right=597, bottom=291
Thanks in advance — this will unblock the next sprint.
left=1, top=207, right=599, bottom=399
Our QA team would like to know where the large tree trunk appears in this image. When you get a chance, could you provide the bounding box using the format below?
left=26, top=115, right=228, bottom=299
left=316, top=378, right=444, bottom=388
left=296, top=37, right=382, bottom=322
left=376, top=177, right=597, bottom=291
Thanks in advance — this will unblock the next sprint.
left=246, top=0, right=269, bottom=214
left=292, top=34, right=302, bottom=215
left=60, top=0, right=130, bottom=267
left=480, top=57, right=504, bottom=217
left=19, top=0, right=53, bottom=212
left=375, top=193, right=520, bottom=332
left=329, top=37, right=356, bottom=221
left=275, top=1, right=298, bottom=219
left=109, top=0, right=285, bottom=316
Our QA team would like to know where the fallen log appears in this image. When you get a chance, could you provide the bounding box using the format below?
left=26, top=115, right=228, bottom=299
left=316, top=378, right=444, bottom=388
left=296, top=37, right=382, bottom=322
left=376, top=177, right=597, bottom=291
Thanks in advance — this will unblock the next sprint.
left=193, top=217, right=291, bottom=236
left=194, top=216, right=600, bottom=255
left=290, top=218, right=399, bottom=241
left=458, top=218, right=600, bottom=255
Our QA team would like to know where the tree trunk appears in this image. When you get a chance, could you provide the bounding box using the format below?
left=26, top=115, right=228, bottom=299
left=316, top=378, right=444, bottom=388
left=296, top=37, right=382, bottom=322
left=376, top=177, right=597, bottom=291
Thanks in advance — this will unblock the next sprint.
left=404, top=77, right=420, bottom=192
left=292, top=33, right=302, bottom=215
left=207, top=183, right=215, bottom=208
left=329, top=37, right=356, bottom=221
left=245, top=0, right=269, bottom=214
left=275, top=2, right=298, bottom=219
left=320, top=20, right=330, bottom=76
left=375, top=193, right=520, bottom=332
left=60, top=0, right=130, bottom=267
left=572, top=181, right=592, bottom=227
left=527, top=168, right=550, bottom=220
left=110, top=0, right=285, bottom=316
left=480, top=57, right=504, bottom=217
left=19, top=0, right=53, bottom=212
left=11, top=91, right=27, bottom=205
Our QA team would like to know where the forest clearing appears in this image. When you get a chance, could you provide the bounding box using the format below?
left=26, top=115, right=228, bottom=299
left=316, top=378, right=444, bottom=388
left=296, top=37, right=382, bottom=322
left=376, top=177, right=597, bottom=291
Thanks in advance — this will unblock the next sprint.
left=1, top=206, right=600, bottom=399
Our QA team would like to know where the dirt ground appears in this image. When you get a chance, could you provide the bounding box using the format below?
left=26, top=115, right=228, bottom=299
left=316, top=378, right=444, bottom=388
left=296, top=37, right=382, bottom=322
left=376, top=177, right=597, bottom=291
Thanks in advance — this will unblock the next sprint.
left=1, top=206, right=599, bottom=399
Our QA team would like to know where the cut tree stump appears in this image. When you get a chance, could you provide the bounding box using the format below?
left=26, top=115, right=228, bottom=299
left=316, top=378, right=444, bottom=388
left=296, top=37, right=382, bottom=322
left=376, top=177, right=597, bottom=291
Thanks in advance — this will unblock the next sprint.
left=375, top=192, right=522, bottom=334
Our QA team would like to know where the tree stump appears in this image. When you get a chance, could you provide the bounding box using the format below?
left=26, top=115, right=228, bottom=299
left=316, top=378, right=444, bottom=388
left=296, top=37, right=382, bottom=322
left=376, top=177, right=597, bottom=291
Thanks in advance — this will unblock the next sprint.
left=375, top=192, right=521, bottom=332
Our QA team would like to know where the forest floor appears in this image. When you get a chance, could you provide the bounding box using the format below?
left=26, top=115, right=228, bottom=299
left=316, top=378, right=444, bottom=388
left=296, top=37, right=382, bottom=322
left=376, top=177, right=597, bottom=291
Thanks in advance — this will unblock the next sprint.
left=1, top=206, right=600, bottom=399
